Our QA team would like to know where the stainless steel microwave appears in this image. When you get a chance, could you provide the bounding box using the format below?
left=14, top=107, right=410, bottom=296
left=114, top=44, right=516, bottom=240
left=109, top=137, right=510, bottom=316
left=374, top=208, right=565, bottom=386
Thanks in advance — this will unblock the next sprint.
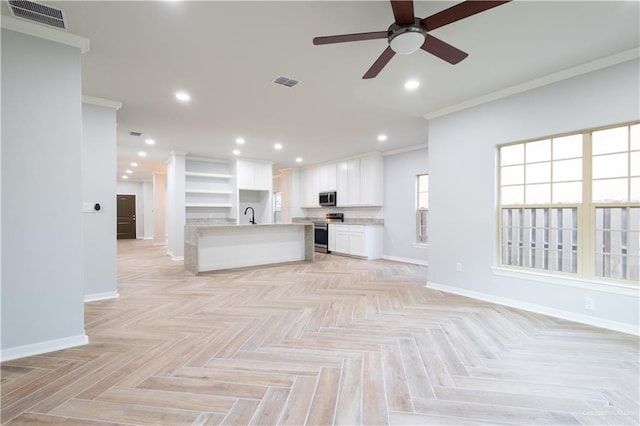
left=319, top=191, right=336, bottom=207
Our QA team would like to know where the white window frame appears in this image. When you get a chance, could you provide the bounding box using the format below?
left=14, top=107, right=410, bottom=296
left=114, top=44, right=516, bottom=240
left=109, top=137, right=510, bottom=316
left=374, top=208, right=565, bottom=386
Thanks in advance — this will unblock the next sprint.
left=417, top=174, right=428, bottom=245
left=497, top=122, right=639, bottom=286
left=273, top=191, right=282, bottom=224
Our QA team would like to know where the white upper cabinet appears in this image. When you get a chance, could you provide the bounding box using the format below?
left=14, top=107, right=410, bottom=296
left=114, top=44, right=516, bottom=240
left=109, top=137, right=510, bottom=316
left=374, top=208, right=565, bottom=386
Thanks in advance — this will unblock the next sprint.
left=346, top=158, right=360, bottom=206
left=359, top=153, right=383, bottom=206
left=253, top=161, right=272, bottom=191
left=336, top=158, right=360, bottom=207
left=236, top=159, right=272, bottom=191
left=336, top=161, right=349, bottom=206
left=301, top=152, right=383, bottom=208
left=318, top=163, right=337, bottom=192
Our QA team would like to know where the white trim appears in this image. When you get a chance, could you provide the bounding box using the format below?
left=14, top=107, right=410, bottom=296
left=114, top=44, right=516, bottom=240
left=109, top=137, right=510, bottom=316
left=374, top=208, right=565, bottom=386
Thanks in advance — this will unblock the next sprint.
left=84, top=291, right=119, bottom=303
left=381, top=255, right=428, bottom=267
left=426, top=281, right=639, bottom=336
left=424, top=49, right=640, bottom=120
left=82, top=95, right=122, bottom=110
left=0, top=334, right=89, bottom=362
left=167, top=250, right=184, bottom=261
left=186, top=155, right=228, bottom=164
left=382, top=143, right=428, bottom=156
left=412, top=243, right=429, bottom=249
left=492, top=267, right=640, bottom=297
left=0, top=15, right=90, bottom=53
left=143, top=237, right=153, bottom=240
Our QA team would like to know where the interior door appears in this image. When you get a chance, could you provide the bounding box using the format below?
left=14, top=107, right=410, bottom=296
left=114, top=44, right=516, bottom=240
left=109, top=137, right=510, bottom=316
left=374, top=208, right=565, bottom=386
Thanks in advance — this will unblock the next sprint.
left=117, top=194, right=136, bottom=239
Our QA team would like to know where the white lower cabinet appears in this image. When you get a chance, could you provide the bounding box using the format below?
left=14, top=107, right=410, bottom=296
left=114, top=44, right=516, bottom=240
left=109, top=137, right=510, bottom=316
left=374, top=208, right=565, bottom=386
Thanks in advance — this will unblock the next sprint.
left=334, top=225, right=350, bottom=254
left=330, top=224, right=382, bottom=259
left=348, top=225, right=366, bottom=257
left=328, top=223, right=337, bottom=252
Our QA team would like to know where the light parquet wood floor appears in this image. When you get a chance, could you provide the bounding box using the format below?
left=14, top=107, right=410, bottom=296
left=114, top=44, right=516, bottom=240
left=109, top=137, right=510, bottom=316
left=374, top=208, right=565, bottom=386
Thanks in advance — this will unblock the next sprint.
left=1, top=240, right=638, bottom=425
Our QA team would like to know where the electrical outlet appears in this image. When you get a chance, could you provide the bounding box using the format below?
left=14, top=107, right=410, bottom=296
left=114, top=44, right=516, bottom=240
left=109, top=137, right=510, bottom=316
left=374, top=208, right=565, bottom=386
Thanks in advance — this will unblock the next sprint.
left=584, top=297, right=595, bottom=311
left=456, top=262, right=463, bottom=272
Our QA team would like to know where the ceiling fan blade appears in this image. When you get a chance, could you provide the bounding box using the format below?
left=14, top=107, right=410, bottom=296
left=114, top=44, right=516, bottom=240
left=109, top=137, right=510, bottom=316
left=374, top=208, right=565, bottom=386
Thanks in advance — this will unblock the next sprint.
left=390, top=0, right=415, bottom=25
left=313, top=31, right=388, bottom=45
left=421, top=34, right=468, bottom=64
left=421, top=0, right=511, bottom=31
left=363, top=46, right=396, bottom=79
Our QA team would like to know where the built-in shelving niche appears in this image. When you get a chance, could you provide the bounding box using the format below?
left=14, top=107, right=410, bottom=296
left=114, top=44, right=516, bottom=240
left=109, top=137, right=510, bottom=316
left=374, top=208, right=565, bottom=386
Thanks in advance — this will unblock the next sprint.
left=185, top=158, right=232, bottom=220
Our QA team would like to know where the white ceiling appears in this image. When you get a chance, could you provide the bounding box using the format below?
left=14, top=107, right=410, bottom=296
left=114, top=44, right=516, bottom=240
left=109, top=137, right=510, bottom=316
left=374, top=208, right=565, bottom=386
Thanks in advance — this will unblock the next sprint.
left=6, top=1, right=639, bottom=180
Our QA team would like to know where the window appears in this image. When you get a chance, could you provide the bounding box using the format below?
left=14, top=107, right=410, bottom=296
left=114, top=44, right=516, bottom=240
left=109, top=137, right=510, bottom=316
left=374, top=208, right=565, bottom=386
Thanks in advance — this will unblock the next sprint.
left=273, top=192, right=282, bottom=224
left=498, top=123, right=639, bottom=284
left=417, top=174, right=428, bottom=244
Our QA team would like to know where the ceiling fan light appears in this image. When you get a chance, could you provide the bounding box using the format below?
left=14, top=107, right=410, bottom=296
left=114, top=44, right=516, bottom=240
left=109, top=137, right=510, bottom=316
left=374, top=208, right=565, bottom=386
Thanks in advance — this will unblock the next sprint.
left=389, top=31, right=425, bottom=55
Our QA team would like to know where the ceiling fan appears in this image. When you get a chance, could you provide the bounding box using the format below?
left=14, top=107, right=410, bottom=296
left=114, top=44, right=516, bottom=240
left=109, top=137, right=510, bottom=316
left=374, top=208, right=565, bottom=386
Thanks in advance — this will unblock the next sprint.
left=313, top=0, right=511, bottom=79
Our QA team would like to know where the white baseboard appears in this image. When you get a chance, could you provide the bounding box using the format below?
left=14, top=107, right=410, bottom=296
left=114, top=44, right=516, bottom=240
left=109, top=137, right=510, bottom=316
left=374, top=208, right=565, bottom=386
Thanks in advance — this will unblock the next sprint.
left=143, top=237, right=153, bottom=240
left=84, top=291, right=119, bottom=303
left=167, top=250, right=184, bottom=261
left=426, top=281, right=639, bottom=336
left=381, top=255, right=429, bottom=267
left=0, top=333, right=89, bottom=362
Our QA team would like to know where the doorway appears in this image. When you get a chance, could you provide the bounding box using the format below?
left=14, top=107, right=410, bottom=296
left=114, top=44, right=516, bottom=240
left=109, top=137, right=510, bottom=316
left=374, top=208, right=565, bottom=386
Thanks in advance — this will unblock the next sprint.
left=117, top=194, right=136, bottom=239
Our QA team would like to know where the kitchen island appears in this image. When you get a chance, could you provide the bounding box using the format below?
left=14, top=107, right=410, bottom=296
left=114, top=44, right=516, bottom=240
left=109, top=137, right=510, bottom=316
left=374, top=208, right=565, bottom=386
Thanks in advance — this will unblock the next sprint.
left=184, top=223, right=314, bottom=274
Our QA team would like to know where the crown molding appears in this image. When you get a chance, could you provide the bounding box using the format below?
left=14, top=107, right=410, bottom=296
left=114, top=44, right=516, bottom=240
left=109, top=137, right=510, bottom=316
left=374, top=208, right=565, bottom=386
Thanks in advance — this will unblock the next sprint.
left=82, top=95, right=122, bottom=110
left=382, top=143, right=428, bottom=156
left=424, top=48, right=640, bottom=120
left=1, top=15, right=90, bottom=53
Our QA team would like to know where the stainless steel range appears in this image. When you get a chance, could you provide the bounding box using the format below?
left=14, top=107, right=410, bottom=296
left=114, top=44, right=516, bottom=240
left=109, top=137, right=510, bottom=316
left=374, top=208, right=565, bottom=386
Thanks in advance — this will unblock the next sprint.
left=313, top=213, right=344, bottom=253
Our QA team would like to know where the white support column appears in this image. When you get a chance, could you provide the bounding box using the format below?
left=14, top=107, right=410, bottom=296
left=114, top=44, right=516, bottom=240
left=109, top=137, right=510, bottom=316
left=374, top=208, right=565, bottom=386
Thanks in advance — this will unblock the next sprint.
left=153, top=172, right=166, bottom=246
left=166, top=152, right=186, bottom=260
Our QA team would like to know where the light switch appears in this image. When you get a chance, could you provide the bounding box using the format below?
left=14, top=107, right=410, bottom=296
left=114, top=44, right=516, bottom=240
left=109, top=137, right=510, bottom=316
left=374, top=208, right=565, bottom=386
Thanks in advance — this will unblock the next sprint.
left=83, top=202, right=102, bottom=213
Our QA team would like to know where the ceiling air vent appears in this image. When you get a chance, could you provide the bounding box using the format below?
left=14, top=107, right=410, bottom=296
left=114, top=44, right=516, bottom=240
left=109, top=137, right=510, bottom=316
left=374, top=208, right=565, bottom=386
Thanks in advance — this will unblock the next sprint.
left=129, top=131, right=142, bottom=137
left=273, top=76, right=300, bottom=88
left=7, top=0, right=67, bottom=30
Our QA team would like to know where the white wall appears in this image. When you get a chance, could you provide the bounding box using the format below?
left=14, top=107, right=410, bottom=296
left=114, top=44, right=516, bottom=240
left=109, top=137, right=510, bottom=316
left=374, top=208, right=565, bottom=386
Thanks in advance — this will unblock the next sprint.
left=428, top=59, right=640, bottom=332
left=239, top=190, right=271, bottom=225
left=1, top=29, right=86, bottom=359
left=143, top=180, right=154, bottom=239
left=165, top=153, right=185, bottom=259
left=82, top=103, right=118, bottom=300
left=153, top=172, right=166, bottom=245
left=117, top=181, right=145, bottom=238
left=278, top=168, right=303, bottom=224
left=383, top=147, right=429, bottom=264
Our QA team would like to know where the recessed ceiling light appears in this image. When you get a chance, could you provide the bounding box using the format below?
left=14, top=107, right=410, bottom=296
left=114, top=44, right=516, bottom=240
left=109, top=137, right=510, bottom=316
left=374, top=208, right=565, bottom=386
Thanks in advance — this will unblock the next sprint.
left=235, top=138, right=245, bottom=145
left=126, top=170, right=133, bottom=174
left=233, top=149, right=241, bottom=156
left=130, top=162, right=138, bottom=167
left=404, top=80, right=420, bottom=90
left=122, top=175, right=128, bottom=179
left=175, top=91, right=191, bottom=102
left=145, top=139, right=155, bottom=145
left=377, top=134, right=387, bottom=142
left=295, top=157, right=303, bottom=163
left=274, top=143, right=283, bottom=150
left=138, top=151, right=147, bottom=157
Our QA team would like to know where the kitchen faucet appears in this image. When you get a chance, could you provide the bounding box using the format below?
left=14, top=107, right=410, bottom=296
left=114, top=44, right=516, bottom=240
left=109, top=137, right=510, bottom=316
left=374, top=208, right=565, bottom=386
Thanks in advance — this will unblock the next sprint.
left=244, top=206, right=256, bottom=224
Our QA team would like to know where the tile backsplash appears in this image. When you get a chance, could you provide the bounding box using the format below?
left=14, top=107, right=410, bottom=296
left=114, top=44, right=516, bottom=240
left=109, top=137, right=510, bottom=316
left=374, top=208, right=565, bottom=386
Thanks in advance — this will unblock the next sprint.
left=299, top=206, right=384, bottom=220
